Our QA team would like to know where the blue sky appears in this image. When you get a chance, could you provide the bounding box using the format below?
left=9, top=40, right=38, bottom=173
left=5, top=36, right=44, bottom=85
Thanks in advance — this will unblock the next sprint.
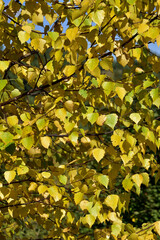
left=3, top=0, right=160, bottom=56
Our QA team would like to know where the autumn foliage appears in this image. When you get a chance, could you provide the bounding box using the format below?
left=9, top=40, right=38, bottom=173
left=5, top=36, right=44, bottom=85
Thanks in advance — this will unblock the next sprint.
left=0, top=0, right=160, bottom=239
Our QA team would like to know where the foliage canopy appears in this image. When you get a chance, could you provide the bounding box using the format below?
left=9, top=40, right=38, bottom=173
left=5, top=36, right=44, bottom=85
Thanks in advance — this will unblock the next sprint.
left=0, top=0, right=160, bottom=239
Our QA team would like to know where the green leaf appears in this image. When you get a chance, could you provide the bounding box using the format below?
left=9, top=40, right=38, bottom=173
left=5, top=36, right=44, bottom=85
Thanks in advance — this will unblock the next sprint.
left=105, top=114, right=118, bottom=129
left=5, top=142, right=15, bottom=155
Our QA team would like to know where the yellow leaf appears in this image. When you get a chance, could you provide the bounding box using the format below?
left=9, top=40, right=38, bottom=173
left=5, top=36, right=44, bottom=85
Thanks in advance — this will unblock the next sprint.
left=66, top=27, right=78, bottom=42
left=55, top=108, right=67, bottom=122
left=111, top=134, right=122, bottom=147
left=41, top=172, right=51, bottom=178
left=64, top=122, right=75, bottom=133
left=132, top=174, right=143, bottom=187
left=31, top=38, right=46, bottom=53
left=22, top=25, right=32, bottom=33
left=17, top=165, right=29, bottom=175
left=0, top=61, right=10, bottom=72
left=138, top=21, right=149, bottom=34
left=93, top=148, right=105, bottom=162
left=155, top=221, right=160, bottom=235
left=63, top=65, right=76, bottom=77
left=40, top=136, right=51, bottom=149
left=74, top=192, right=83, bottom=205
left=115, top=87, right=127, bottom=100
left=104, top=194, right=119, bottom=211
left=18, top=31, right=30, bottom=44
left=7, top=115, right=18, bottom=127
left=64, top=100, right=74, bottom=113
left=80, top=200, right=93, bottom=211
left=4, top=171, right=16, bottom=183
left=96, top=115, right=107, bottom=126
left=38, top=185, right=48, bottom=194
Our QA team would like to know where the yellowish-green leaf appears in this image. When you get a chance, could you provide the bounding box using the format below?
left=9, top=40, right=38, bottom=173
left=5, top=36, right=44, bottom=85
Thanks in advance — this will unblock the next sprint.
left=69, top=132, right=78, bottom=145
left=97, top=174, right=109, bottom=188
left=105, top=114, right=118, bottom=129
left=130, top=113, right=141, bottom=124
left=64, top=122, right=75, bottom=133
left=17, top=165, right=29, bottom=175
left=104, top=194, right=119, bottom=211
left=48, top=186, right=62, bottom=202
left=58, top=175, right=67, bottom=185
left=93, top=148, right=105, bottom=162
left=0, top=80, right=7, bottom=91
left=90, top=10, right=105, bottom=27
left=21, top=136, right=34, bottom=150
left=81, top=214, right=95, bottom=228
left=55, top=108, right=67, bottom=122
left=4, top=170, right=16, bottom=184
left=102, top=81, right=115, bottom=96
left=111, top=223, right=121, bottom=237
left=87, top=112, right=99, bottom=124
left=85, top=58, right=99, bottom=71
left=48, top=32, right=59, bottom=41
left=36, top=119, right=46, bottom=131
left=122, top=178, right=133, bottom=191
